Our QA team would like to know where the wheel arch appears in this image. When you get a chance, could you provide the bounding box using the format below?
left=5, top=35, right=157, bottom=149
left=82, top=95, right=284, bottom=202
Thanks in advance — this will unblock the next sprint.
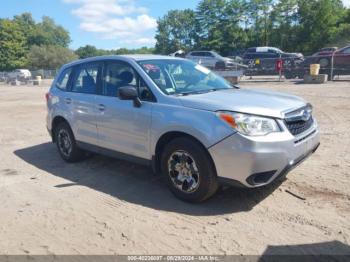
left=51, top=116, right=70, bottom=143
left=152, top=131, right=217, bottom=176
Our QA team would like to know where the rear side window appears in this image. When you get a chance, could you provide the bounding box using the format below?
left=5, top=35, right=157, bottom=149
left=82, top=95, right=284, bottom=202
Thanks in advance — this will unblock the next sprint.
left=56, top=68, right=72, bottom=91
left=72, top=63, right=101, bottom=94
left=244, top=53, right=256, bottom=59
left=204, top=52, right=214, bottom=57
left=246, top=48, right=256, bottom=53
left=191, top=52, right=204, bottom=57
left=342, top=47, right=350, bottom=54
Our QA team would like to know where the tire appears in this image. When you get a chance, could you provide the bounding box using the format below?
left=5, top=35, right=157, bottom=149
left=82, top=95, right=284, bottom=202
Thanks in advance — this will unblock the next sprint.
left=319, top=58, right=329, bottom=68
left=54, top=122, right=85, bottom=162
left=215, top=61, right=226, bottom=70
left=284, top=72, right=294, bottom=79
left=160, top=137, right=218, bottom=203
left=328, top=73, right=335, bottom=81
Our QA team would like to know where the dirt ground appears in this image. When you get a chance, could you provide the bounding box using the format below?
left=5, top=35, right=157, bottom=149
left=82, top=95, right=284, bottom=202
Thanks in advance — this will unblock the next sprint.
left=0, top=78, right=349, bottom=256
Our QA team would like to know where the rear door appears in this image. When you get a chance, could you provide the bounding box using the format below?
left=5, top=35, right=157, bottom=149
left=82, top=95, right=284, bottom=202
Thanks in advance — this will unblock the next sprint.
left=204, top=52, right=217, bottom=68
left=188, top=52, right=202, bottom=64
left=68, top=62, right=102, bottom=146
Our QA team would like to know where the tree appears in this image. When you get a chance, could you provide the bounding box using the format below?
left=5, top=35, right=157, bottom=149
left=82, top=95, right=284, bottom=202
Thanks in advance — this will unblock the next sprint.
left=75, top=45, right=155, bottom=59
left=196, top=0, right=249, bottom=55
left=13, top=12, right=36, bottom=49
left=329, top=5, right=350, bottom=47
left=296, top=0, right=345, bottom=53
left=245, top=0, right=274, bottom=47
left=269, top=0, right=299, bottom=51
left=0, top=19, right=27, bottom=70
left=28, top=45, right=78, bottom=69
left=155, top=9, right=198, bottom=54
left=28, top=16, right=71, bottom=48
left=75, top=45, right=105, bottom=59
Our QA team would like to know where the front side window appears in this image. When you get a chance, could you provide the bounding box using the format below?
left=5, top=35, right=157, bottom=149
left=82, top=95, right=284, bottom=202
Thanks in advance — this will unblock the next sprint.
left=138, top=59, right=234, bottom=95
left=56, top=68, right=72, bottom=91
left=342, top=47, right=350, bottom=54
left=103, top=62, right=137, bottom=97
left=103, top=61, right=154, bottom=101
left=72, top=63, right=101, bottom=94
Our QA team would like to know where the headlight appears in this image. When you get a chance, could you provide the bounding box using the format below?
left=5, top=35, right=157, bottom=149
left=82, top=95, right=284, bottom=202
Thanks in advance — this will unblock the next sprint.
left=217, top=111, right=280, bottom=136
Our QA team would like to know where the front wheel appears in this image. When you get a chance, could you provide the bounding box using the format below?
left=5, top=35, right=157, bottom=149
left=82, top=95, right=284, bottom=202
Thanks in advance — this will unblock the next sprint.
left=161, top=137, right=218, bottom=203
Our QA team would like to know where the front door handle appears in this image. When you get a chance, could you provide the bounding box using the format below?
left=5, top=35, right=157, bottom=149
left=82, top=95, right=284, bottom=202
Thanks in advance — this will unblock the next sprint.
left=98, top=104, right=105, bottom=111
left=64, top=98, right=72, bottom=104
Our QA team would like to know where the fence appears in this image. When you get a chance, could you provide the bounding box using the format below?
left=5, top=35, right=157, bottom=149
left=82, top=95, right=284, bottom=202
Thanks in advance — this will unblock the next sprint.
left=0, top=69, right=58, bottom=84
left=1, top=55, right=349, bottom=86
left=239, top=53, right=350, bottom=81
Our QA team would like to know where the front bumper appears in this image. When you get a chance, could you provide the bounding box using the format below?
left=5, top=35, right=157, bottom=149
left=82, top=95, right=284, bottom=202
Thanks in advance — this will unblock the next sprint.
left=208, top=120, right=320, bottom=188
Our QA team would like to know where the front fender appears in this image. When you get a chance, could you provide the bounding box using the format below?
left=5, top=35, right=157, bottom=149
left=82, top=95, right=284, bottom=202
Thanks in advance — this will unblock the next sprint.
left=150, top=103, right=235, bottom=157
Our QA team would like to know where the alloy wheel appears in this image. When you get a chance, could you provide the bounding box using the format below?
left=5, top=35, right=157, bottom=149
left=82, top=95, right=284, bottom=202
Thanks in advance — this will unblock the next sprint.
left=167, top=150, right=200, bottom=193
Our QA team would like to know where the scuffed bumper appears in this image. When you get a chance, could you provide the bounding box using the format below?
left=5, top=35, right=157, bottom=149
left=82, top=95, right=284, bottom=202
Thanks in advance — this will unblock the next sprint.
left=209, top=123, right=320, bottom=188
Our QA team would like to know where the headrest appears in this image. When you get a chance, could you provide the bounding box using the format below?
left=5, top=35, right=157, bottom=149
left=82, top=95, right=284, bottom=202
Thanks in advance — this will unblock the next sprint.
left=82, top=75, right=95, bottom=87
left=119, top=71, right=133, bottom=85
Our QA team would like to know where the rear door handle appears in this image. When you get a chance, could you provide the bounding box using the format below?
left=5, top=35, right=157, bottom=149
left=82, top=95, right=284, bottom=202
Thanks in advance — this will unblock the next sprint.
left=98, top=104, right=105, bottom=111
left=64, top=98, right=72, bottom=104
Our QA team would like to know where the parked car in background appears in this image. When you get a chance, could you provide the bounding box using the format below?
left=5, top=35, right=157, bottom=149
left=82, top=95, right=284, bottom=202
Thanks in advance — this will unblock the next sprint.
left=0, top=72, right=6, bottom=82
left=46, top=55, right=320, bottom=202
left=7, top=69, right=32, bottom=82
left=186, top=51, right=237, bottom=70
left=243, top=47, right=303, bottom=60
left=303, top=44, right=350, bottom=79
left=242, top=47, right=304, bottom=78
left=169, top=50, right=186, bottom=58
left=312, top=47, right=338, bottom=56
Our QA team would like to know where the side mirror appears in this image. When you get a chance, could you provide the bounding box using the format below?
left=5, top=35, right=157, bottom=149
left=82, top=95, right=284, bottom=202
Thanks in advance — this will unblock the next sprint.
left=118, top=86, right=142, bottom=108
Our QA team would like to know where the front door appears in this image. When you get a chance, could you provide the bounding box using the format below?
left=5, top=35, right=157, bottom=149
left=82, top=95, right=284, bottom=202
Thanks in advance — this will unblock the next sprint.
left=95, top=60, right=153, bottom=160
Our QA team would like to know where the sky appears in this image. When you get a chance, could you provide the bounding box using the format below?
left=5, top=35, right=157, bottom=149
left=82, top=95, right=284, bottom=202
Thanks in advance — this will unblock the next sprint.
left=0, top=0, right=349, bottom=50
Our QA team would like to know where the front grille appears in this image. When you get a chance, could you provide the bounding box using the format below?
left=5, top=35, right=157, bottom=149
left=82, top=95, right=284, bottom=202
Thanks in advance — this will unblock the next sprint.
left=285, top=116, right=314, bottom=136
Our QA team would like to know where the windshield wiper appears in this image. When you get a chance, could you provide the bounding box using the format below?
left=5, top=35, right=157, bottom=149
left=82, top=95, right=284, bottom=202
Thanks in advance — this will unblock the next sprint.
left=176, top=88, right=224, bottom=96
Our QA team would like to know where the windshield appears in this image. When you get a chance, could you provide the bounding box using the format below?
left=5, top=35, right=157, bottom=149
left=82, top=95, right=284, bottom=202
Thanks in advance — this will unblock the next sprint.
left=211, top=51, right=223, bottom=58
left=138, top=59, right=234, bottom=95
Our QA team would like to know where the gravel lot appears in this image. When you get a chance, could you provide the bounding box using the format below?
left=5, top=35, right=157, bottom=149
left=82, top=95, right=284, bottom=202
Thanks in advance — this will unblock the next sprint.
left=0, top=79, right=349, bottom=255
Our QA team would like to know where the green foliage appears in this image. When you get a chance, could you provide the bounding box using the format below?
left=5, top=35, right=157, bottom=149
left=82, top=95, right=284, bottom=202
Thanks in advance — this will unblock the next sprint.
left=155, top=9, right=198, bottom=54
left=75, top=45, right=155, bottom=59
left=196, top=0, right=250, bottom=55
left=28, top=16, right=71, bottom=48
left=75, top=45, right=105, bottom=59
left=0, top=19, right=28, bottom=70
left=28, top=45, right=78, bottom=70
left=155, top=0, right=350, bottom=55
left=296, top=0, right=344, bottom=53
left=269, top=0, right=299, bottom=51
left=111, top=46, right=155, bottom=55
left=0, top=13, right=72, bottom=70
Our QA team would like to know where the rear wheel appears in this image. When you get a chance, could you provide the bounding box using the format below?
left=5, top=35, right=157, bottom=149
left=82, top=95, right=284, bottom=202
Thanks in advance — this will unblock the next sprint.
left=161, top=137, right=218, bottom=202
left=55, top=122, right=85, bottom=162
left=319, top=58, right=330, bottom=68
left=284, top=72, right=295, bottom=79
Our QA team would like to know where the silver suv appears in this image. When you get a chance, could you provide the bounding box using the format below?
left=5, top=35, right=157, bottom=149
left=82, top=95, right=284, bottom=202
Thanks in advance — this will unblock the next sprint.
left=186, top=51, right=236, bottom=70
left=46, top=55, right=320, bottom=202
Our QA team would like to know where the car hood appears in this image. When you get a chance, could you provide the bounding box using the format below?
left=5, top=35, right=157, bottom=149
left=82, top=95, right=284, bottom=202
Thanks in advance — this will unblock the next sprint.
left=178, top=88, right=307, bottom=118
